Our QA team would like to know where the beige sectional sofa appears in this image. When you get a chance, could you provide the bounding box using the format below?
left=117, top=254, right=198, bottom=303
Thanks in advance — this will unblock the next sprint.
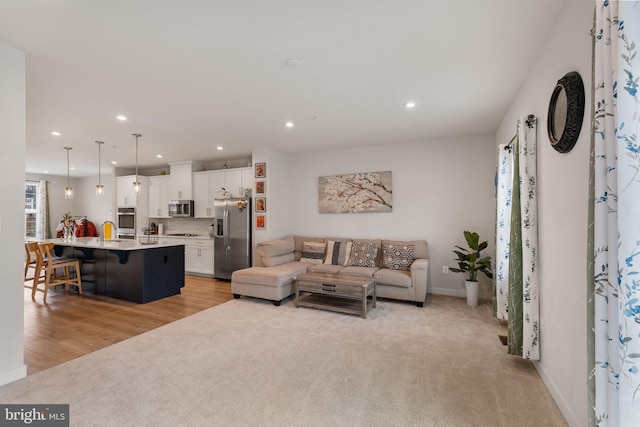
left=231, top=236, right=429, bottom=307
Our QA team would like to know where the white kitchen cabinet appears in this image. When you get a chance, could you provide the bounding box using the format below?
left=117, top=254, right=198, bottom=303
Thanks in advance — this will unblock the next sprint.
left=193, top=172, right=223, bottom=218
left=116, top=175, right=148, bottom=207
left=224, top=167, right=253, bottom=197
left=148, top=175, right=170, bottom=218
left=193, top=167, right=253, bottom=218
left=169, top=161, right=201, bottom=200
left=194, top=169, right=249, bottom=218
left=185, top=239, right=214, bottom=276
left=241, top=168, right=253, bottom=195
left=225, top=169, right=242, bottom=197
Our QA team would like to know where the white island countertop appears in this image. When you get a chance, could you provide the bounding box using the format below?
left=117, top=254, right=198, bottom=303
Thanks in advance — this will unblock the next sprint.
left=44, top=237, right=186, bottom=251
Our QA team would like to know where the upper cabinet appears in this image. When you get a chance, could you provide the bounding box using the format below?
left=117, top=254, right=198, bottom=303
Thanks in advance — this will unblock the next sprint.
left=193, top=171, right=224, bottom=217
left=148, top=175, right=171, bottom=218
left=169, top=161, right=202, bottom=200
left=193, top=167, right=252, bottom=218
left=116, top=175, right=148, bottom=207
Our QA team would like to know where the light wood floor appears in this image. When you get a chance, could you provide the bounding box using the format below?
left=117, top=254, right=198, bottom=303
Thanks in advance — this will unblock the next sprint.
left=23, top=275, right=232, bottom=375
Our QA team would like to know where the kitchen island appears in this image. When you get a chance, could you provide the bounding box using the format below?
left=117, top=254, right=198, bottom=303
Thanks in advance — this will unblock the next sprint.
left=46, top=237, right=185, bottom=304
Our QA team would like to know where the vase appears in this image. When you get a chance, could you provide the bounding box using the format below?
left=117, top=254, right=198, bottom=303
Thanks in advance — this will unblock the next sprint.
left=465, top=280, right=479, bottom=306
left=63, top=226, right=73, bottom=240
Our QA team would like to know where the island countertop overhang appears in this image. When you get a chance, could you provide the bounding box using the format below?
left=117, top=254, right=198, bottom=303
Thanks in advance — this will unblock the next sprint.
left=44, top=237, right=185, bottom=251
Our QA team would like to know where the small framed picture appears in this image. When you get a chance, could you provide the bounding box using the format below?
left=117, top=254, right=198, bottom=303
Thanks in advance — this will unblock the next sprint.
left=255, top=162, right=266, bottom=179
left=255, top=197, right=266, bottom=213
left=255, top=180, right=266, bottom=195
left=256, top=214, right=266, bottom=230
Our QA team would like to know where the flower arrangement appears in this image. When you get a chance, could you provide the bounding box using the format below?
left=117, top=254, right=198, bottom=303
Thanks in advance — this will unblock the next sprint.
left=60, top=212, right=75, bottom=239
left=62, top=212, right=74, bottom=228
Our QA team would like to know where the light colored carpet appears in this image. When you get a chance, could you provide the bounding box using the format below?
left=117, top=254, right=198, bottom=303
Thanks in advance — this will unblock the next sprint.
left=0, top=295, right=566, bottom=426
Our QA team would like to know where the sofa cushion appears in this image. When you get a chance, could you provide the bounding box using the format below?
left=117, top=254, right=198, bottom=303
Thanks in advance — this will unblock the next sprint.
left=300, top=241, right=326, bottom=264
left=338, top=266, right=380, bottom=277
left=294, top=236, right=325, bottom=261
left=374, top=268, right=412, bottom=288
left=347, top=241, right=379, bottom=268
left=382, top=239, right=428, bottom=259
left=257, top=237, right=296, bottom=266
left=324, top=240, right=352, bottom=266
left=308, top=264, right=344, bottom=274
left=382, top=243, right=414, bottom=270
left=261, top=252, right=296, bottom=267
left=231, top=262, right=309, bottom=288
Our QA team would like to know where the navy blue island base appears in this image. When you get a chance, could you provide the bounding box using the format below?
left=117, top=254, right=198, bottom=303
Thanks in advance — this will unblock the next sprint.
left=49, top=238, right=185, bottom=304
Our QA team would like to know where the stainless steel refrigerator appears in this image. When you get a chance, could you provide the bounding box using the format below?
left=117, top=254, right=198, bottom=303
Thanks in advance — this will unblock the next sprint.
left=214, top=197, right=251, bottom=280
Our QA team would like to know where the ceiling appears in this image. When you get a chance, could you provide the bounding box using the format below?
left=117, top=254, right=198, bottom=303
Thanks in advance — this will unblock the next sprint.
left=0, top=0, right=564, bottom=177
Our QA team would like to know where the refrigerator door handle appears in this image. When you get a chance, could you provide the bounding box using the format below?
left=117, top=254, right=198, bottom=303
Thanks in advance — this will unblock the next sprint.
left=224, top=207, right=230, bottom=249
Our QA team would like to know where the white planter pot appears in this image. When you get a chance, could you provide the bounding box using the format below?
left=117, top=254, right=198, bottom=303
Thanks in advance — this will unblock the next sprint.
left=465, top=280, right=479, bottom=306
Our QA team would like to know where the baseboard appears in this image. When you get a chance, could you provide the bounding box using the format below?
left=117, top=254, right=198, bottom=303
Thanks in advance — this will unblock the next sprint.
left=430, top=287, right=492, bottom=300
left=0, top=364, right=27, bottom=387
left=533, top=361, right=581, bottom=426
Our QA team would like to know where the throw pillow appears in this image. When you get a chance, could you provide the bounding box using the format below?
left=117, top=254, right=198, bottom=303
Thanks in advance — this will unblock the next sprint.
left=300, top=241, right=326, bottom=264
left=324, top=240, right=353, bottom=266
left=347, top=241, right=378, bottom=268
left=382, top=243, right=414, bottom=270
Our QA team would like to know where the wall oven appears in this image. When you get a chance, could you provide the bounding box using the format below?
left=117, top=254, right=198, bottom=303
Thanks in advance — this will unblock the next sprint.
left=117, top=207, right=136, bottom=239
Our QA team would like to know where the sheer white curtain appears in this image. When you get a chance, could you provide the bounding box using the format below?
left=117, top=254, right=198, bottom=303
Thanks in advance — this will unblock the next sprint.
left=591, top=1, right=640, bottom=425
left=495, top=143, right=512, bottom=320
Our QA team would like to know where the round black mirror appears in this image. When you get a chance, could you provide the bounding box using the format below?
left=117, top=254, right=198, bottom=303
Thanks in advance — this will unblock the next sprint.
left=547, top=71, right=584, bottom=153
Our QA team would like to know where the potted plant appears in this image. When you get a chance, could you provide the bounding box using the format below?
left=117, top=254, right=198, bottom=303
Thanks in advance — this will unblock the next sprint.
left=450, top=231, right=493, bottom=306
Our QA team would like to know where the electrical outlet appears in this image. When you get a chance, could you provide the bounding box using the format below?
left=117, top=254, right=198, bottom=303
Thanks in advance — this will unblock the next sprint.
left=442, top=266, right=449, bottom=274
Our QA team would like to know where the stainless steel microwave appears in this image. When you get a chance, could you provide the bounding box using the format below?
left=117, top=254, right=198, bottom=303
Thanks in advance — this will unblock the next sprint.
left=169, top=200, right=194, bottom=217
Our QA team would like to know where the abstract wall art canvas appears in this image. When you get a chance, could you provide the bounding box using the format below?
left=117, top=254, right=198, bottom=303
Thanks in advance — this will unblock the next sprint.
left=318, top=171, right=392, bottom=213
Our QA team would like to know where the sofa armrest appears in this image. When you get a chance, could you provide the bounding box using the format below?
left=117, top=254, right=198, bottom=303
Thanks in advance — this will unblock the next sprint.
left=410, top=259, right=429, bottom=303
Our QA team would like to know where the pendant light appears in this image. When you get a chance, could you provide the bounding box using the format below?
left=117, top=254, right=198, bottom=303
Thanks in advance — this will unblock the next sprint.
left=133, top=133, right=141, bottom=193
left=64, top=147, right=73, bottom=199
left=95, top=141, right=104, bottom=197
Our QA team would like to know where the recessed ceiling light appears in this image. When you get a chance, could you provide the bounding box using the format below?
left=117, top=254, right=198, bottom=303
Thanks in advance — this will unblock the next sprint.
left=116, top=115, right=127, bottom=121
left=217, top=146, right=223, bottom=151
left=111, top=161, right=118, bottom=165
left=43, top=170, right=49, bottom=174
left=70, top=167, right=76, bottom=170
left=285, top=58, right=303, bottom=69
left=285, top=121, right=294, bottom=128
left=51, top=131, right=61, bottom=136
left=404, top=101, right=416, bottom=109
left=156, top=154, right=163, bottom=158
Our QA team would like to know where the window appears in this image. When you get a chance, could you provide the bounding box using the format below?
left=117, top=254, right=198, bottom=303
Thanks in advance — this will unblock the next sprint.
left=25, top=181, right=40, bottom=239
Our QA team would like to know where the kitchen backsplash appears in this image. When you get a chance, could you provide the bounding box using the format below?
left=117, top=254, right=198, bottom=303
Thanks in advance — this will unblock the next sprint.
left=148, top=218, right=213, bottom=236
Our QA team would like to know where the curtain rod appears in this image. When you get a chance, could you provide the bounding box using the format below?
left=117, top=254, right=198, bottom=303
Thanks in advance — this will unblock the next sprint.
left=504, top=134, right=517, bottom=151
left=504, top=114, right=536, bottom=151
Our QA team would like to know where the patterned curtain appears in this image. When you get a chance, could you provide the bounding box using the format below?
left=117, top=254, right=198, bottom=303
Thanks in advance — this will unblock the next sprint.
left=34, top=180, right=49, bottom=240
left=495, top=115, right=540, bottom=360
left=44, top=180, right=51, bottom=239
left=590, top=1, right=640, bottom=425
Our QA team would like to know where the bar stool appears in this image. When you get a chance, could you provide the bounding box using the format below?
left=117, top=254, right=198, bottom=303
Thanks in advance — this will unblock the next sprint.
left=32, top=242, right=83, bottom=301
left=24, top=242, right=40, bottom=284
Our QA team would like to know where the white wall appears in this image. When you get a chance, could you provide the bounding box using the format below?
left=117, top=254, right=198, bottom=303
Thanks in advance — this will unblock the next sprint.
left=251, top=148, right=292, bottom=246
left=496, top=2, right=593, bottom=426
left=77, top=174, right=116, bottom=228
left=0, top=42, right=26, bottom=386
left=288, top=134, right=497, bottom=297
